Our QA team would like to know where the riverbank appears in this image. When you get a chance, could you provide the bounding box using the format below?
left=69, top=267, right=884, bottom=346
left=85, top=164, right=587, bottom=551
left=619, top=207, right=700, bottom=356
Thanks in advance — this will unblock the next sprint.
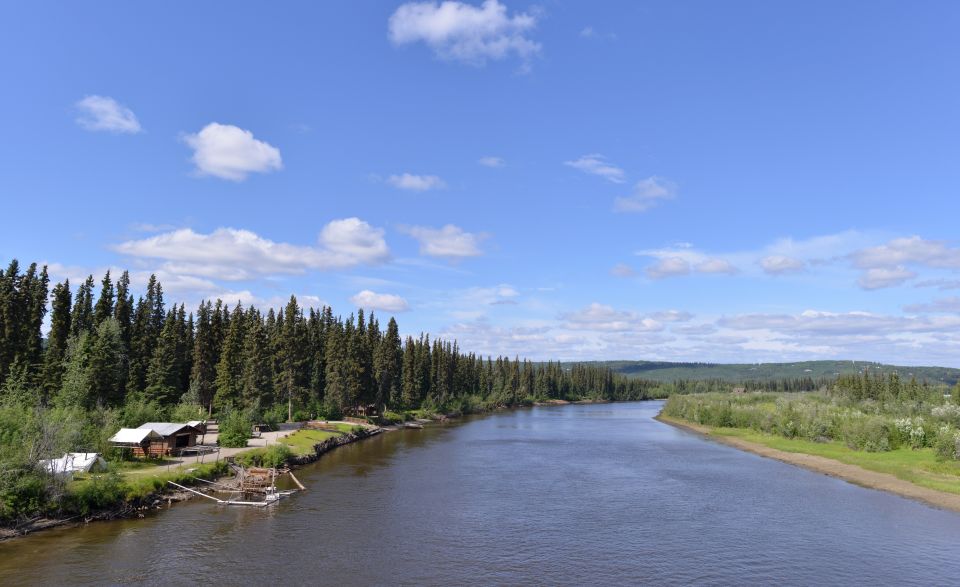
left=657, top=414, right=960, bottom=513
left=0, top=424, right=382, bottom=542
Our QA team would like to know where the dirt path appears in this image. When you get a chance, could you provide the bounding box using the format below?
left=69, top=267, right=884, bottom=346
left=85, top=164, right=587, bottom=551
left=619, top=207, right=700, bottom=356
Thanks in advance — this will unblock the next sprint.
left=657, top=415, right=960, bottom=514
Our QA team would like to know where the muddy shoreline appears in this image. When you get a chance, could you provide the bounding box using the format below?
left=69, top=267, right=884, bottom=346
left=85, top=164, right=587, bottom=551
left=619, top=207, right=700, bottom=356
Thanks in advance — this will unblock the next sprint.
left=657, top=414, right=960, bottom=513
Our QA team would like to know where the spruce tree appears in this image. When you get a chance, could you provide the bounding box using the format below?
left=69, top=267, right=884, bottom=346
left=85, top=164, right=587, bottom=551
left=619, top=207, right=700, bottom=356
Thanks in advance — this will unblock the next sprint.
left=214, top=303, right=246, bottom=410
left=401, top=337, right=417, bottom=408
left=42, top=280, right=72, bottom=398
left=241, top=309, right=273, bottom=409
left=93, top=270, right=114, bottom=326
left=86, top=317, right=125, bottom=407
left=375, top=317, right=402, bottom=411
left=145, top=309, right=183, bottom=405
left=190, top=301, right=217, bottom=412
left=70, top=275, right=95, bottom=338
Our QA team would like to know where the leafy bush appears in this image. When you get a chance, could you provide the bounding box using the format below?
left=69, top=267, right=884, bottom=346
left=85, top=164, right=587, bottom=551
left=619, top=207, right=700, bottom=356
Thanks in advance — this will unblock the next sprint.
left=170, top=402, right=206, bottom=424
left=380, top=411, right=406, bottom=424
left=218, top=410, right=253, bottom=448
left=934, top=426, right=960, bottom=461
left=234, top=444, right=292, bottom=468
left=66, top=471, right=126, bottom=515
left=0, top=468, right=47, bottom=523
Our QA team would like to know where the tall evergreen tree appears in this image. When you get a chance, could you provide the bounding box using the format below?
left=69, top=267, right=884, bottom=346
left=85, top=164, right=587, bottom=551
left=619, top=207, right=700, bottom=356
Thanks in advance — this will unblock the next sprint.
left=42, top=280, right=72, bottom=398
left=241, top=309, right=273, bottom=408
left=92, top=270, right=114, bottom=326
left=375, top=317, right=402, bottom=411
left=214, top=303, right=246, bottom=410
left=190, top=301, right=217, bottom=412
left=276, top=296, right=308, bottom=420
left=70, top=275, right=95, bottom=338
left=86, top=317, right=125, bottom=407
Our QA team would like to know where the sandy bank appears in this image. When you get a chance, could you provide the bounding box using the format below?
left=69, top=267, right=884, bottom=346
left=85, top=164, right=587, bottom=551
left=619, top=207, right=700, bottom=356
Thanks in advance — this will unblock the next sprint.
left=657, top=414, right=960, bottom=514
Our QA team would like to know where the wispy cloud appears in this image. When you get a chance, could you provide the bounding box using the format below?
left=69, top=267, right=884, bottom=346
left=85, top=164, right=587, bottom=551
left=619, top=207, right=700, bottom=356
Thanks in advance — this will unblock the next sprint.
left=564, top=153, right=625, bottom=183
left=478, top=156, right=505, bottom=168
left=760, top=255, right=806, bottom=275
left=402, top=224, right=486, bottom=260
left=75, top=95, right=142, bottom=134
left=387, top=173, right=447, bottom=191
left=614, top=177, right=676, bottom=212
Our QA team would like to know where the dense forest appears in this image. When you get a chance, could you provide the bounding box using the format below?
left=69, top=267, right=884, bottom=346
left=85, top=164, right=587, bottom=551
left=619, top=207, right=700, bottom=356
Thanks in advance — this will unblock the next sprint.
left=0, top=259, right=657, bottom=420
left=595, top=360, right=960, bottom=386
left=0, top=258, right=663, bottom=523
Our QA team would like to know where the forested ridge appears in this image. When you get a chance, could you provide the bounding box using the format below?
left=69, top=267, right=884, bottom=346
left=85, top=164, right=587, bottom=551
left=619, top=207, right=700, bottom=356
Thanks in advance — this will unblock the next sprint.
left=0, top=259, right=656, bottom=419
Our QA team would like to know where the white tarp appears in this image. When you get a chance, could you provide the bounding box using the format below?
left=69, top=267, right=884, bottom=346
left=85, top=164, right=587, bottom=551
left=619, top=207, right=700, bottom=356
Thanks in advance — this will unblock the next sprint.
left=109, top=427, right=162, bottom=444
left=40, top=452, right=108, bottom=476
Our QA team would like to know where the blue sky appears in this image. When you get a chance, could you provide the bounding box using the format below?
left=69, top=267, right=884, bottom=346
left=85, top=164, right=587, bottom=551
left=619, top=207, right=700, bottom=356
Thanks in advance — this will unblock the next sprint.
left=2, top=1, right=960, bottom=365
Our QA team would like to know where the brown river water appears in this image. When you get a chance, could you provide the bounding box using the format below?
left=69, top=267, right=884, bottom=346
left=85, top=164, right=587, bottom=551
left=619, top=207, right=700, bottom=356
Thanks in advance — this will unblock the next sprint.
left=2, top=401, right=960, bottom=586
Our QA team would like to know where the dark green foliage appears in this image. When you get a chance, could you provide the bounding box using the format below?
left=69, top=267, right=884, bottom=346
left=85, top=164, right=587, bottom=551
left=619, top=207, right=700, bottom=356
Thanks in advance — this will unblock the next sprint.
left=0, top=261, right=48, bottom=391
left=234, top=444, right=292, bottom=468
left=218, top=409, right=253, bottom=448
left=92, top=271, right=114, bottom=327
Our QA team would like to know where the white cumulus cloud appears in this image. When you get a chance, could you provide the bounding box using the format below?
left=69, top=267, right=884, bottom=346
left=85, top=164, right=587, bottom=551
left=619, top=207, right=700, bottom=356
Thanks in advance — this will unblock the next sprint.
left=113, top=218, right=388, bottom=279
left=183, top=122, right=282, bottom=181
left=564, top=153, right=625, bottom=183
left=614, top=177, right=676, bottom=213
left=75, top=95, right=142, bottom=134
left=403, top=224, right=486, bottom=259
left=350, top=290, right=410, bottom=313
left=387, top=173, right=447, bottom=191
left=388, top=0, right=541, bottom=66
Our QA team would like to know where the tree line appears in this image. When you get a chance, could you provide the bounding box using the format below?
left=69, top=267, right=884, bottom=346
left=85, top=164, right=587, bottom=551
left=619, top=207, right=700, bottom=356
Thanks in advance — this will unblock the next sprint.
left=0, top=259, right=658, bottom=420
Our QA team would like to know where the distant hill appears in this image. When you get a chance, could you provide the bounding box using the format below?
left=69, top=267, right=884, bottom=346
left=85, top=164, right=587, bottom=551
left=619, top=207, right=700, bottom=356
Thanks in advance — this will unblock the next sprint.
left=581, top=360, right=960, bottom=386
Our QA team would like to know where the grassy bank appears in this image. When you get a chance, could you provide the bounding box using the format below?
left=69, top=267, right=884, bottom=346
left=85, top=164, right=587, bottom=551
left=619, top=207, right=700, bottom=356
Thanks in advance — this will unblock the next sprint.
left=661, top=414, right=960, bottom=496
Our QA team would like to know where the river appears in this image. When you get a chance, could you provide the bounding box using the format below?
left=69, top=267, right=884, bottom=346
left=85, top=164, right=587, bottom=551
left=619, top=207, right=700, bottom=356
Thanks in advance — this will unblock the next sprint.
left=2, top=401, right=960, bottom=585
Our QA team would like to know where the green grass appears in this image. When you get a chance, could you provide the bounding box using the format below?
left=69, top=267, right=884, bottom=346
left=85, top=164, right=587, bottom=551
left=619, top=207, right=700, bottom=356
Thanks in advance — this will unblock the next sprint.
left=705, top=425, right=960, bottom=495
left=279, top=428, right=341, bottom=455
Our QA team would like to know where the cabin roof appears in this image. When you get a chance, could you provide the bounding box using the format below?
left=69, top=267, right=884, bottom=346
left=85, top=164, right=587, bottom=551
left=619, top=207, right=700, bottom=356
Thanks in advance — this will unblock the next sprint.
left=137, top=422, right=200, bottom=437
left=109, top=427, right=163, bottom=444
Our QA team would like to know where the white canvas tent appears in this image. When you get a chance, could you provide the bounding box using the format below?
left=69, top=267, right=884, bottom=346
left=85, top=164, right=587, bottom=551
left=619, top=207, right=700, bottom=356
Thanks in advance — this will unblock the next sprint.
left=109, top=427, right=163, bottom=445
left=39, top=453, right=108, bottom=477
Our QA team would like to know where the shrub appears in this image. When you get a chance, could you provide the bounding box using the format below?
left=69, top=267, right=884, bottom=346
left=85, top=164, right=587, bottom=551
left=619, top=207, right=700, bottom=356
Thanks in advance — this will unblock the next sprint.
left=218, top=410, right=253, bottom=448
left=66, top=471, right=126, bottom=515
left=934, top=426, right=960, bottom=461
left=380, top=411, right=406, bottom=424
left=235, top=444, right=292, bottom=468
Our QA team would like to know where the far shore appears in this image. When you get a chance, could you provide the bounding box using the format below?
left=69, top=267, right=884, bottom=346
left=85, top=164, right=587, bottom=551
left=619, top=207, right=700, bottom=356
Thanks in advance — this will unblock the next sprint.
left=656, top=414, right=960, bottom=514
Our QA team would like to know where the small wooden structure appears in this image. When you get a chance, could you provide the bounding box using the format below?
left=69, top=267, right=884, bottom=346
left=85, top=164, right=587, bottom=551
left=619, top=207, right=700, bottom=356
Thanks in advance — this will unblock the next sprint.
left=137, top=423, right=202, bottom=456
left=109, top=423, right=202, bottom=457
left=109, top=428, right=165, bottom=458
